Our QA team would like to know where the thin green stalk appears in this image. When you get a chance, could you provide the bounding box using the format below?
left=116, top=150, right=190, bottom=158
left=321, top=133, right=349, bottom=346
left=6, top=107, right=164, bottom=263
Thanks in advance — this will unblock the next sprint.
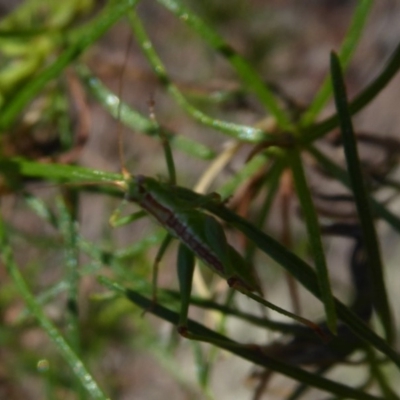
left=302, top=39, right=400, bottom=142
left=300, top=0, right=373, bottom=125
left=191, top=341, right=209, bottom=391
left=0, top=157, right=122, bottom=185
left=57, top=198, right=81, bottom=343
left=128, top=10, right=275, bottom=143
left=76, top=64, right=214, bottom=159
left=15, top=281, right=70, bottom=324
left=156, top=0, right=293, bottom=131
left=0, top=215, right=109, bottom=400
left=201, top=290, right=235, bottom=389
left=287, top=147, right=337, bottom=333
left=366, top=347, right=400, bottom=400
left=218, top=153, right=269, bottom=199
left=163, top=289, right=319, bottom=336
left=23, top=192, right=58, bottom=227
left=246, top=159, right=285, bottom=260
left=330, top=52, right=394, bottom=343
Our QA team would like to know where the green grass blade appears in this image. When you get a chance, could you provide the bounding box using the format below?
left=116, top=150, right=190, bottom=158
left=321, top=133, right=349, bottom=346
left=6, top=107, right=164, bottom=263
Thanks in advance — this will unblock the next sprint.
left=330, top=52, right=394, bottom=343
left=218, top=153, right=268, bottom=199
left=23, top=192, right=58, bottom=227
left=300, top=0, right=373, bottom=125
left=0, top=0, right=138, bottom=130
left=57, top=196, right=85, bottom=399
left=0, top=157, right=122, bottom=185
left=163, top=289, right=311, bottom=336
left=15, top=281, right=70, bottom=325
left=302, top=39, right=400, bottom=142
left=99, top=277, right=384, bottom=400
left=366, top=348, right=400, bottom=400
left=101, top=278, right=314, bottom=336
left=287, top=148, right=337, bottom=333
left=246, top=159, right=285, bottom=260
left=76, top=64, right=214, bottom=159
left=127, top=11, right=271, bottom=143
left=156, top=0, right=293, bottom=131
left=57, top=198, right=81, bottom=348
left=0, top=216, right=109, bottom=400
left=350, top=39, right=400, bottom=118
left=307, top=145, right=400, bottom=234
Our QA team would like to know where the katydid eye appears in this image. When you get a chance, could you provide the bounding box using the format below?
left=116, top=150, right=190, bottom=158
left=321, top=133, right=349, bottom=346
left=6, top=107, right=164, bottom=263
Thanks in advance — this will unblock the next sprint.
left=135, top=175, right=146, bottom=194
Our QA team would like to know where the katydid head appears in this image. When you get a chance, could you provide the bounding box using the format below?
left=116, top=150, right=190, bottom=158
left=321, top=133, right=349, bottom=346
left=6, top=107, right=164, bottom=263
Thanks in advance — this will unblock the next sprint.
left=124, top=174, right=151, bottom=202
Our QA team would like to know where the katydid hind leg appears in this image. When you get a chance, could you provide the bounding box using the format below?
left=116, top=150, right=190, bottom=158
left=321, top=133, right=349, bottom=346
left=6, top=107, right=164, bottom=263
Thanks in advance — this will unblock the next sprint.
left=203, top=214, right=231, bottom=269
left=203, top=215, right=261, bottom=293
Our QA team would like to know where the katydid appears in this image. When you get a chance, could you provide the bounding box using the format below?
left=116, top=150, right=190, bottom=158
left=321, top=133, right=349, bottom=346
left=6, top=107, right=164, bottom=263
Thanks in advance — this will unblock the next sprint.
left=125, top=175, right=262, bottom=293
left=112, top=174, right=322, bottom=338
left=107, top=56, right=321, bottom=339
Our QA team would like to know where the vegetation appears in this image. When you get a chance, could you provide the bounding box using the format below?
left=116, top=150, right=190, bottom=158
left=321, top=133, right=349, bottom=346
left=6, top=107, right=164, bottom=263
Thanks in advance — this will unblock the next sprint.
left=0, top=1, right=399, bottom=399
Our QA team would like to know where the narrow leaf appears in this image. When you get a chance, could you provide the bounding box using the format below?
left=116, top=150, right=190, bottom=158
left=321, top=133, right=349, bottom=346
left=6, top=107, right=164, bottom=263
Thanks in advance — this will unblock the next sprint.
left=330, top=52, right=394, bottom=343
left=301, top=0, right=373, bottom=125
left=76, top=64, right=214, bottom=159
left=287, top=148, right=337, bottom=333
left=303, top=39, right=400, bottom=142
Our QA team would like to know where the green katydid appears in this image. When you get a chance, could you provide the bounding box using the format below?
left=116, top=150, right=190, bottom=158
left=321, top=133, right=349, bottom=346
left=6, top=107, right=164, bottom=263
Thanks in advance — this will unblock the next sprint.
left=108, top=101, right=322, bottom=340
left=112, top=172, right=323, bottom=339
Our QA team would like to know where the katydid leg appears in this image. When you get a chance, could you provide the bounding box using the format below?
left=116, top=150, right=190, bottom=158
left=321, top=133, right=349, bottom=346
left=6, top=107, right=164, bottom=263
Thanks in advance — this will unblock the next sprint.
left=109, top=198, right=147, bottom=228
left=233, top=287, right=326, bottom=340
left=160, top=126, right=176, bottom=185
left=203, top=214, right=262, bottom=294
left=152, top=233, right=173, bottom=302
